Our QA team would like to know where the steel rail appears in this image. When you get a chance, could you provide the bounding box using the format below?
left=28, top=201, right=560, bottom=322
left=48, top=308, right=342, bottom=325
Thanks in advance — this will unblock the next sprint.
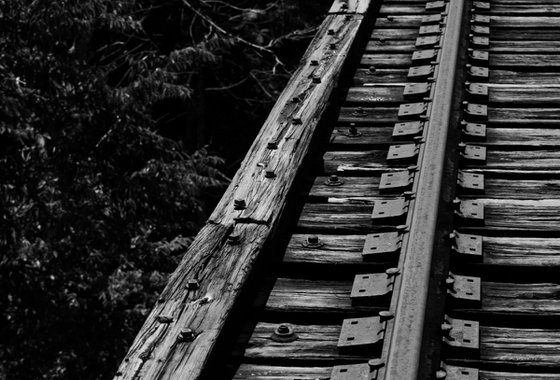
left=382, top=0, right=466, bottom=378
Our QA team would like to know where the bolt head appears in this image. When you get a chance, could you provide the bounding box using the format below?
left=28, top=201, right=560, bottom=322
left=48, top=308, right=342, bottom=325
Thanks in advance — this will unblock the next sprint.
left=386, top=267, right=400, bottom=276
left=265, top=170, right=276, bottom=179
left=227, top=234, right=240, bottom=245
left=234, top=199, right=246, bottom=210
left=368, top=358, right=385, bottom=369
left=267, top=141, right=278, bottom=149
left=178, top=328, right=196, bottom=343
left=187, top=279, right=200, bottom=290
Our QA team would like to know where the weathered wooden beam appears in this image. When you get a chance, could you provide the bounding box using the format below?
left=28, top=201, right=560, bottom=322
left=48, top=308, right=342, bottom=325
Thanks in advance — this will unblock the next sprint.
left=114, top=2, right=372, bottom=379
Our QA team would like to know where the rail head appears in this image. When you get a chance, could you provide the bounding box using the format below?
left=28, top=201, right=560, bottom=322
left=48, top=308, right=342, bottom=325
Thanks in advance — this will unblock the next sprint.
left=113, top=2, right=372, bottom=379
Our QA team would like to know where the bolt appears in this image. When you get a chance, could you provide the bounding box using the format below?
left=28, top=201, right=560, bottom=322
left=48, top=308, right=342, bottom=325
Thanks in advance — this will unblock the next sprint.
left=267, top=141, right=278, bottom=149
left=308, top=236, right=319, bottom=245
left=312, top=76, right=321, bottom=84
left=330, top=43, right=337, bottom=50
left=187, top=279, right=200, bottom=290
left=157, top=297, right=165, bottom=303
left=368, top=65, right=376, bottom=73
left=386, top=267, right=400, bottom=276
left=348, top=125, right=358, bottom=136
left=156, top=315, right=174, bottom=324
left=446, top=276, right=455, bottom=292
left=379, top=310, right=394, bottom=320
left=292, top=96, right=300, bottom=103
left=292, top=117, right=302, bottom=125
left=234, top=199, right=246, bottom=210
left=310, top=60, right=319, bottom=66
left=178, top=328, right=196, bottom=343
left=270, top=323, right=298, bottom=342
left=441, top=322, right=453, bottom=334
left=436, top=370, right=447, bottom=379
left=265, top=170, right=276, bottom=179
left=387, top=15, right=394, bottom=21
left=328, top=28, right=335, bottom=35
left=330, top=174, right=339, bottom=183
left=368, top=358, right=385, bottom=369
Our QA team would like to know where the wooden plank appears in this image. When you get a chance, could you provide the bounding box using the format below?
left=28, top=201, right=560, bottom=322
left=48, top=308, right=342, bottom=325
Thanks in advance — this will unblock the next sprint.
left=447, top=325, right=560, bottom=368
left=284, top=234, right=370, bottom=266
left=490, top=70, right=560, bottom=84
left=234, top=364, right=331, bottom=380
left=360, top=53, right=412, bottom=68
left=323, top=150, right=406, bottom=173
left=365, top=40, right=416, bottom=53
left=375, top=15, right=423, bottom=28
left=338, top=106, right=398, bottom=124
left=297, top=200, right=560, bottom=233
left=457, top=199, right=560, bottom=232
left=353, top=68, right=409, bottom=85
left=346, top=86, right=405, bottom=104
left=488, top=108, right=560, bottom=126
left=490, top=55, right=560, bottom=69
left=379, top=5, right=426, bottom=15
left=115, top=10, right=370, bottom=380
left=244, top=322, right=374, bottom=363
left=490, top=16, right=560, bottom=28
left=491, top=30, right=560, bottom=41
left=331, top=127, right=560, bottom=148
left=491, top=41, right=560, bottom=52
left=459, top=177, right=560, bottom=199
left=482, top=236, right=560, bottom=267
left=371, top=28, right=419, bottom=40
left=265, top=278, right=386, bottom=316
left=265, top=278, right=560, bottom=317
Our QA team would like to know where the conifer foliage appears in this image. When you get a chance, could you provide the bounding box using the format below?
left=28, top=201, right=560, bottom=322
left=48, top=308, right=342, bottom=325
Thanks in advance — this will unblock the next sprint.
left=0, top=0, right=326, bottom=378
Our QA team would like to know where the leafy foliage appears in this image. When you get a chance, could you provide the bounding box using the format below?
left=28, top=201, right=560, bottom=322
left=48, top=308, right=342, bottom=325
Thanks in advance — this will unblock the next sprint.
left=0, top=0, right=328, bottom=379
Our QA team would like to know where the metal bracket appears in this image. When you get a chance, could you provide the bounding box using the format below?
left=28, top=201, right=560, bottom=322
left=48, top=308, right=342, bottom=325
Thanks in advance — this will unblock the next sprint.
left=470, top=35, right=489, bottom=48
left=387, top=144, right=419, bottom=162
left=392, top=121, right=424, bottom=139
left=398, top=102, right=428, bottom=119
left=416, top=35, right=440, bottom=48
left=463, top=102, right=487, bottom=120
left=380, top=170, right=414, bottom=192
left=467, top=65, right=488, bottom=81
left=468, top=49, right=489, bottom=64
left=472, top=14, right=490, bottom=24
left=473, top=1, right=490, bottom=11
left=337, top=316, right=384, bottom=353
left=442, top=316, right=480, bottom=356
left=454, top=199, right=484, bottom=224
left=412, top=49, right=438, bottom=63
left=465, top=83, right=488, bottom=99
left=331, top=363, right=370, bottom=380
left=471, top=25, right=489, bottom=35
left=408, top=65, right=435, bottom=81
left=426, top=1, right=446, bottom=11
left=419, top=24, right=442, bottom=36
left=457, top=171, right=484, bottom=194
left=351, top=271, right=396, bottom=305
left=403, top=83, right=431, bottom=99
left=460, top=144, right=487, bottom=163
left=362, top=231, right=402, bottom=260
left=461, top=121, right=486, bottom=141
left=446, top=273, right=482, bottom=307
left=451, top=230, right=483, bottom=261
left=438, top=363, right=479, bottom=380
left=371, top=198, right=408, bottom=222
left=422, top=13, right=443, bottom=25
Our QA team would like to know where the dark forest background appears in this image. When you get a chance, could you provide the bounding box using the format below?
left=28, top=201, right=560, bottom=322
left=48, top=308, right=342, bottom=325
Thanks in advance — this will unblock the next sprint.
left=0, top=1, right=330, bottom=378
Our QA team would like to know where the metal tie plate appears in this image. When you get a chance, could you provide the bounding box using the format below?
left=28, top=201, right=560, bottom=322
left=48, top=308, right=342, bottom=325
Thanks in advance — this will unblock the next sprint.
left=379, top=170, right=414, bottom=192
left=467, top=65, right=488, bottom=81
left=471, top=25, right=490, bottom=35
left=466, top=83, right=488, bottom=98
left=331, top=363, right=369, bottom=380
left=408, top=65, right=435, bottom=80
left=403, top=82, right=431, bottom=99
left=447, top=273, right=482, bottom=307
left=461, top=121, right=487, bottom=141
left=472, top=14, right=490, bottom=24
left=457, top=171, right=484, bottom=194
left=461, top=144, right=487, bottom=163
left=439, top=363, right=479, bottom=380
left=398, top=102, right=428, bottom=119
left=463, top=103, right=487, bottom=120
left=387, top=144, right=419, bottom=162
left=426, top=0, right=446, bottom=11
left=412, top=49, right=438, bottom=63
left=419, top=24, right=442, bottom=35
left=469, top=49, right=489, bottom=63
left=371, top=198, right=408, bottom=221
left=362, top=231, right=402, bottom=260
left=473, top=1, right=490, bottom=11
left=393, top=121, right=424, bottom=139
left=451, top=231, right=483, bottom=261
left=422, top=13, right=443, bottom=25
left=337, top=316, right=384, bottom=353
left=455, top=199, right=484, bottom=224
left=351, top=272, right=395, bottom=305
left=470, top=35, right=489, bottom=48
left=416, top=35, right=440, bottom=48
left=442, top=316, right=480, bottom=356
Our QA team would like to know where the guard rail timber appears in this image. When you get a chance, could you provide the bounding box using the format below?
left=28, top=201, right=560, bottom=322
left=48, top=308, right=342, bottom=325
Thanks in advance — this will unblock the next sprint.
left=114, top=1, right=374, bottom=379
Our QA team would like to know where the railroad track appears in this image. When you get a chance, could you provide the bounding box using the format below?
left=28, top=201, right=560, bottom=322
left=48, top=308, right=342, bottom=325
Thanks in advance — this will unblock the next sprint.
left=115, top=0, right=560, bottom=379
